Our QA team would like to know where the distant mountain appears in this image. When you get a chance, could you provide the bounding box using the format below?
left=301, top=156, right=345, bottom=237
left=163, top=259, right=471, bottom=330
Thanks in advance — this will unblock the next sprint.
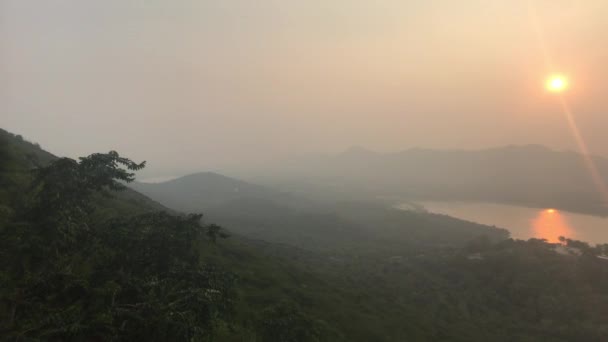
left=1, top=128, right=508, bottom=253
left=10, top=127, right=603, bottom=341
left=130, top=172, right=311, bottom=213
left=129, top=170, right=508, bottom=252
left=252, top=144, right=608, bottom=216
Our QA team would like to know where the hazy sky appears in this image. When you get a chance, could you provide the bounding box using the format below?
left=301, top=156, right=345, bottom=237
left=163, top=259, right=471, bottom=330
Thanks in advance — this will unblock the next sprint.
left=2, top=0, right=608, bottom=177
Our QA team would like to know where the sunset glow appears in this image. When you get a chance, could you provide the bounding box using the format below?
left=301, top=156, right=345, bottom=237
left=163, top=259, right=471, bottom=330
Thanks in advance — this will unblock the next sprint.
left=532, top=208, right=573, bottom=242
left=546, top=75, right=568, bottom=93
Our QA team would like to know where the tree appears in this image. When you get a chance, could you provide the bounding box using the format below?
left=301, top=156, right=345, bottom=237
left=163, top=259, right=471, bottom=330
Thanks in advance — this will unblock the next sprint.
left=0, top=151, right=233, bottom=341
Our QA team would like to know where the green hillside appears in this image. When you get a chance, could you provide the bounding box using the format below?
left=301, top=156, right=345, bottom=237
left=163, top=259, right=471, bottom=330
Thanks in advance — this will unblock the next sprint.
left=3, top=129, right=608, bottom=341
left=0, top=128, right=169, bottom=217
left=130, top=172, right=317, bottom=212
left=130, top=171, right=509, bottom=253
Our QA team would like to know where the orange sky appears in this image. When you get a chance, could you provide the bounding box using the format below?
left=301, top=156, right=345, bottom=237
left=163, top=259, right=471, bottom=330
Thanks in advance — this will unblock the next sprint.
left=2, top=0, right=608, bottom=174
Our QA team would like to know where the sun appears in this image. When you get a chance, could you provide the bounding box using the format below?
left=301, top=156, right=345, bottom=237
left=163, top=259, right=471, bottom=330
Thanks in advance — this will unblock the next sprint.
left=546, top=74, right=568, bottom=93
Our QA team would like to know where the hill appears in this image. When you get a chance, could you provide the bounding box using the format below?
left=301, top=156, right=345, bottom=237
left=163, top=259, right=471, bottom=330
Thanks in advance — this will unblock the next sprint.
left=0, top=128, right=169, bottom=216
left=4, top=128, right=608, bottom=341
left=205, top=198, right=509, bottom=254
left=130, top=172, right=307, bottom=213
left=127, top=167, right=508, bottom=252
left=246, top=144, right=608, bottom=216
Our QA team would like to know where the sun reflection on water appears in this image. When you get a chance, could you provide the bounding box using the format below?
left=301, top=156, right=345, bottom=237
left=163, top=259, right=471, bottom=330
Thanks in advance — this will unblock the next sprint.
left=531, top=209, right=574, bottom=242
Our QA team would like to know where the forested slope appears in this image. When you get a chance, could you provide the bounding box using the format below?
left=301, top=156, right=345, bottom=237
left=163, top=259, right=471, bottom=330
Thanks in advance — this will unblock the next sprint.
left=2, top=129, right=608, bottom=341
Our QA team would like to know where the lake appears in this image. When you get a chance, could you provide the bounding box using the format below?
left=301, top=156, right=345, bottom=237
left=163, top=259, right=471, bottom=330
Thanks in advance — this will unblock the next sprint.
left=399, top=201, right=608, bottom=245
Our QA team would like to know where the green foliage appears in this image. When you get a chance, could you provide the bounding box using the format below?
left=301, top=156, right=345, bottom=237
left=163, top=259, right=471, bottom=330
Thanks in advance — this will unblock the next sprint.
left=30, top=151, right=145, bottom=219
left=0, top=150, right=233, bottom=341
left=255, top=301, right=323, bottom=342
left=3, top=129, right=608, bottom=341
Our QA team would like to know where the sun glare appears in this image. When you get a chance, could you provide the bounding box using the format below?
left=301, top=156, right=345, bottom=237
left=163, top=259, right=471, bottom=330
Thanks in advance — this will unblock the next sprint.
left=532, top=208, right=572, bottom=242
left=546, top=75, right=568, bottom=93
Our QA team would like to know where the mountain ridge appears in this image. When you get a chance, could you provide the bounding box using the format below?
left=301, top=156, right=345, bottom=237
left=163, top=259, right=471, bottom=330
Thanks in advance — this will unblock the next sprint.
left=243, top=143, right=608, bottom=216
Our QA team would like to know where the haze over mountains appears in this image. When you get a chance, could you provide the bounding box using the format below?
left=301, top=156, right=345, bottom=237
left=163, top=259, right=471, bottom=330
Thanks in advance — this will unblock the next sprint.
left=130, top=172, right=295, bottom=212
left=223, top=144, right=608, bottom=216
left=128, top=141, right=608, bottom=253
left=130, top=168, right=505, bottom=251
left=6, top=1, right=608, bottom=339
left=6, top=127, right=608, bottom=341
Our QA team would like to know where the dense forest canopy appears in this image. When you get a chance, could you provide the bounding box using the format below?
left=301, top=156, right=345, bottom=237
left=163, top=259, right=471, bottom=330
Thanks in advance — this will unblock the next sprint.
left=0, top=140, right=234, bottom=340
left=2, top=130, right=608, bottom=341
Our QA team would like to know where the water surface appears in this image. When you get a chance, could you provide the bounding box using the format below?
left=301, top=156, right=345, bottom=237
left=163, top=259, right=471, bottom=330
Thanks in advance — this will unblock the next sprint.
left=400, top=201, right=608, bottom=245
